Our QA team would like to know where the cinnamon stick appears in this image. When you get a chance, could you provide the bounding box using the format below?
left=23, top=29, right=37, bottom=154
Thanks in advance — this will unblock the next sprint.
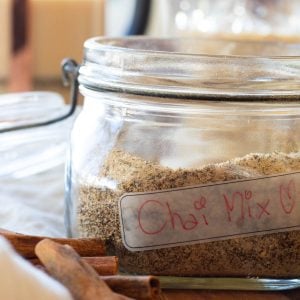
left=0, top=228, right=105, bottom=258
left=33, top=263, right=161, bottom=300
left=35, top=239, right=131, bottom=300
left=29, top=256, right=118, bottom=275
left=101, top=276, right=161, bottom=300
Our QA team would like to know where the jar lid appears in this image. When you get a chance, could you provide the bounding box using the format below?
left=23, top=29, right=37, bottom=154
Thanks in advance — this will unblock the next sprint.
left=79, top=37, right=300, bottom=100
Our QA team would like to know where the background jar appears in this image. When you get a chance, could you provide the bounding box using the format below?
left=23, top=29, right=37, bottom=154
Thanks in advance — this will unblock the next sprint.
left=65, top=37, right=300, bottom=277
left=161, top=0, right=300, bottom=40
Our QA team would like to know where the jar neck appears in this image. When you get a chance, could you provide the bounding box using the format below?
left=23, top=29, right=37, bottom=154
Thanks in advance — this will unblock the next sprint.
left=80, top=85, right=300, bottom=121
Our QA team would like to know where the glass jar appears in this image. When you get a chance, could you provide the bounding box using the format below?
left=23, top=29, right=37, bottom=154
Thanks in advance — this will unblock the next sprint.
left=0, top=91, right=79, bottom=237
left=66, top=36, right=300, bottom=279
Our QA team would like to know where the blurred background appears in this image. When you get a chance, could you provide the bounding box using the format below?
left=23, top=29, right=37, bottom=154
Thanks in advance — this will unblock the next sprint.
left=2, top=0, right=300, bottom=95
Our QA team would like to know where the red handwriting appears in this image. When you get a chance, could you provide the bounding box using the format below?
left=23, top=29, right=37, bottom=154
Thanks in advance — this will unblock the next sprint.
left=223, top=181, right=298, bottom=223
left=136, top=178, right=299, bottom=236
left=223, top=190, right=254, bottom=222
left=256, top=199, right=270, bottom=219
left=194, top=196, right=206, bottom=210
left=223, top=190, right=272, bottom=222
left=280, top=180, right=296, bottom=214
left=138, top=200, right=167, bottom=235
left=138, top=198, right=208, bottom=235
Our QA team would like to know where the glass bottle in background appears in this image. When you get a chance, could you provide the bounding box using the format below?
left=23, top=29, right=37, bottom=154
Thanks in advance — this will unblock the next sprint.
left=162, top=0, right=300, bottom=41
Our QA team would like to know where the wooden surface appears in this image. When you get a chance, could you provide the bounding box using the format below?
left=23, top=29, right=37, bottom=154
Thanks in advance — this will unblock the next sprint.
left=162, top=289, right=300, bottom=299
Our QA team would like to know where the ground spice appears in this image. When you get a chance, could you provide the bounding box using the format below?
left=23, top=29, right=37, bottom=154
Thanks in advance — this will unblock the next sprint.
left=78, top=149, right=300, bottom=277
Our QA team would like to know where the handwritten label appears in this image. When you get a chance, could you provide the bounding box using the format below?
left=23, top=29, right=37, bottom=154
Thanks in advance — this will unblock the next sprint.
left=119, top=172, right=300, bottom=251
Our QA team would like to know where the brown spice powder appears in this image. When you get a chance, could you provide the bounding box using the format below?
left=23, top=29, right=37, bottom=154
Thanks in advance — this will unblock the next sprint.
left=78, top=149, right=300, bottom=277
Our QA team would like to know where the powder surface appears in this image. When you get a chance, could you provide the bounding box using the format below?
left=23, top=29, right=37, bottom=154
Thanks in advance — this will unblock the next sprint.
left=78, top=149, right=300, bottom=277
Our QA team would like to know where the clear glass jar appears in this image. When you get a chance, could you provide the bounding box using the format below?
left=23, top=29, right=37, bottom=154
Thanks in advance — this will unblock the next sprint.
left=0, top=91, right=78, bottom=237
left=66, top=37, right=300, bottom=278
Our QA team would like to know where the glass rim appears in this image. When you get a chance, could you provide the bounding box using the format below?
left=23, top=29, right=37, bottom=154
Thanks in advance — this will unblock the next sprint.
left=79, top=36, right=300, bottom=100
left=84, top=36, right=300, bottom=59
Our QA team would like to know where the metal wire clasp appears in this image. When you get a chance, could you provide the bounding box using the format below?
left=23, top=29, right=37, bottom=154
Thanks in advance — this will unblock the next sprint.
left=0, top=58, right=79, bottom=133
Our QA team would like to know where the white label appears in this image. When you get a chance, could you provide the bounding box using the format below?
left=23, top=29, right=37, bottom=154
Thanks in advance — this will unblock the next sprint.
left=119, top=172, right=300, bottom=252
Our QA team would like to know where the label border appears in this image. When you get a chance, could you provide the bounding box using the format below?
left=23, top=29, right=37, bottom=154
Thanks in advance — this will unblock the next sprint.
left=119, top=171, right=300, bottom=251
